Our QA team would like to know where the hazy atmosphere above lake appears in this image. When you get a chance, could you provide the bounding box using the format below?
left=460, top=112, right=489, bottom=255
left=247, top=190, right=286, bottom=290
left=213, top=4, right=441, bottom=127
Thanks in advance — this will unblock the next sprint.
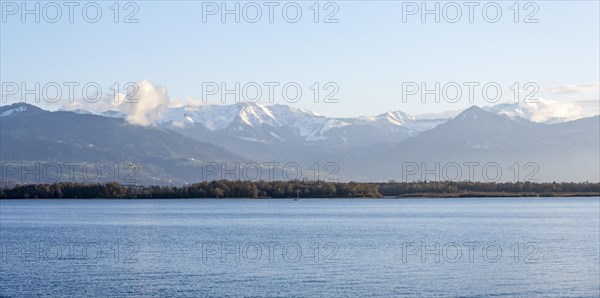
left=1, top=1, right=599, bottom=297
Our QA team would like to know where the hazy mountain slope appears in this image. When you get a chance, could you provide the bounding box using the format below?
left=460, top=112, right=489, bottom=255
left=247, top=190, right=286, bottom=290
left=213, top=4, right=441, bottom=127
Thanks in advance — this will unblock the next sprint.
left=366, top=106, right=600, bottom=182
left=0, top=103, right=244, bottom=185
left=2, top=103, right=598, bottom=184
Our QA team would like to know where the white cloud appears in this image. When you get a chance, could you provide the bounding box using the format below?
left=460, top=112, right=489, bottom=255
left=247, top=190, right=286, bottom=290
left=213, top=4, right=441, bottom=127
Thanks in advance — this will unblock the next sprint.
left=120, top=80, right=170, bottom=126
left=488, top=98, right=595, bottom=123
left=168, top=97, right=205, bottom=108
left=57, top=81, right=598, bottom=126
left=60, top=80, right=179, bottom=126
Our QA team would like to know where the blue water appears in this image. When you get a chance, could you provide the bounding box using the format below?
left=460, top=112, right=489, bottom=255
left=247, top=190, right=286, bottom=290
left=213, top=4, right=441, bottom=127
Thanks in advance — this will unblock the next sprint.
left=1, top=198, right=599, bottom=297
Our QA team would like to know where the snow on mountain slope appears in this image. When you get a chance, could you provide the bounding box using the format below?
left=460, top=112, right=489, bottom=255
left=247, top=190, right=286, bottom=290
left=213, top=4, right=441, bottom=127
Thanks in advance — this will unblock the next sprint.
left=101, top=110, right=127, bottom=119
left=59, top=108, right=94, bottom=115
left=0, top=103, right=47, bottom=118
left=49, top=100, right=593, bottom=146
left=0, top=105, right=28, bottom=117
left=11, top=99, right=590, bottom=147
left=155, top=103, right=443, bottom=145
left=161, top=105, right=242, bottom=130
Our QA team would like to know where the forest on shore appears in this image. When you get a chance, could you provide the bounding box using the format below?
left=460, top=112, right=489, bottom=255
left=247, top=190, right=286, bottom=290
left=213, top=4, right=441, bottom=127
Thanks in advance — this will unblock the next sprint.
left=1, top=180, right=599, bottom=199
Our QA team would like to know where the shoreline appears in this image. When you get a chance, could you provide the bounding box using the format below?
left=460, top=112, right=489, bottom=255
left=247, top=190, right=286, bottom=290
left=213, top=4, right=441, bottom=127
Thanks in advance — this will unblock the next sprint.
left=1, top=193, right=599, bottom=200
left=2, top=181, right=599, bottom=199
left=394, top=192, right=600, bottom=198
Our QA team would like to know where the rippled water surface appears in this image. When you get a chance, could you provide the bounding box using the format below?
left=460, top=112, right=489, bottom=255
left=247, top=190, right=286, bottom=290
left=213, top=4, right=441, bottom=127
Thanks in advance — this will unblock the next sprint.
left=1, top=198, right=599, bottom=297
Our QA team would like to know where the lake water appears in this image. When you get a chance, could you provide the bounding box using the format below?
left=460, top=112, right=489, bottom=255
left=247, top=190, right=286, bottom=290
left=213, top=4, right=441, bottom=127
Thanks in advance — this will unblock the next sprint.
left=1, top=198, right=599, bottom=297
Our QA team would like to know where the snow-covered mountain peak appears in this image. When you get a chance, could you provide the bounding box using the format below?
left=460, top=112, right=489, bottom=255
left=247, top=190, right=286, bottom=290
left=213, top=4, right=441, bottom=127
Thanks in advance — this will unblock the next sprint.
left=376, top=111, right=415, bottom=126
left=268, top=104, right=322, bottom=117
left=483, top=103, right=528, bottom=120
left=151, top=103, right=445, bottom=145
left=482, top=100, right=595, bottom=123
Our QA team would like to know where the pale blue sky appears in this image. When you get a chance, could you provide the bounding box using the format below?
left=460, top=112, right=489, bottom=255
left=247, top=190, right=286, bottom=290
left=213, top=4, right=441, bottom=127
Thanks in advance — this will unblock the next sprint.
left=1, top=1, right=599, bottom=117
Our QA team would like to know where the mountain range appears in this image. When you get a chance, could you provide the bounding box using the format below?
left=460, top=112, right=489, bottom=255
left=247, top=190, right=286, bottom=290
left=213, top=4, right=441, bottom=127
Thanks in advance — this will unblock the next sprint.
left=1, top=102, right=598, bottom=185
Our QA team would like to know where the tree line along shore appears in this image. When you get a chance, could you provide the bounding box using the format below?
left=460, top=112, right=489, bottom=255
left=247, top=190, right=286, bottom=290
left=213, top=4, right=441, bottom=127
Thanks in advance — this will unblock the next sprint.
left=1, top=180, right=599, bottom=199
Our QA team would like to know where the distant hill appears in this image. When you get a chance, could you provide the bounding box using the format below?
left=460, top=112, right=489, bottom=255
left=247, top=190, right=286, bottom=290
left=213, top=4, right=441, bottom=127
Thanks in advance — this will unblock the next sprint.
left=0, top=103, right=244, bottom=185
left=370, top=106, right=600, bottom=182
left=1, top=103, right=598, bottom=184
